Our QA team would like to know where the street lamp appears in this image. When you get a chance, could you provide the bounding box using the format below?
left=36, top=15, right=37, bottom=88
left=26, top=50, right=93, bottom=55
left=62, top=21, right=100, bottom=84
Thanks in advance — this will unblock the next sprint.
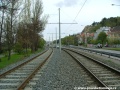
left=111, top=4, right=120, bottom=6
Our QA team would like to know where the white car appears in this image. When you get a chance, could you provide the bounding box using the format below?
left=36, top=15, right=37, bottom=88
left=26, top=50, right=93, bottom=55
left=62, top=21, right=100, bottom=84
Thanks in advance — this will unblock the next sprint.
left=96, top=43, right=102, bottom=48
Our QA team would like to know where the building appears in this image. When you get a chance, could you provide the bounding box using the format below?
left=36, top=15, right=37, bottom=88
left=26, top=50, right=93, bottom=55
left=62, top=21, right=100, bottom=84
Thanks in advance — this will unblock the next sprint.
left=93, top=26, right=111, bottom=40
left=108, top=26, right=120, bottom=40
left=76, top=32, right=94, bottom=44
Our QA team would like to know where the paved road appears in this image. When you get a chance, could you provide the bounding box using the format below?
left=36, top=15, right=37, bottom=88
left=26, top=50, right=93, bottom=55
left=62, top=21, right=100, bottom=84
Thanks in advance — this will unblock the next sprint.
left=75, top=46, right=120, bottom=54
left=71, top=46, right=120, bottom=60
left=88, top=48, right=120, bottom=54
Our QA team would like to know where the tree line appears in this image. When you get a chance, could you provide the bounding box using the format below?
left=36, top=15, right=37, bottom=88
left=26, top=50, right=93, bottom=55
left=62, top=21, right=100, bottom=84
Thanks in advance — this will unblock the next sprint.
left=89, top=17, right=120, bottom=33
left=60, top=16, right=120, bottom=46
left=0, top=0, right=48, bottom=60
left=88, top=17, right=120, bottom=46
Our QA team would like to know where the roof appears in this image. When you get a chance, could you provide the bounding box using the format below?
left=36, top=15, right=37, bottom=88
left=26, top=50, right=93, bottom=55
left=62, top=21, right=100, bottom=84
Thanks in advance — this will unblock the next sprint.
left=110, top=26, right=120, bottom=33
left=76, top=33, right=94, bottom=38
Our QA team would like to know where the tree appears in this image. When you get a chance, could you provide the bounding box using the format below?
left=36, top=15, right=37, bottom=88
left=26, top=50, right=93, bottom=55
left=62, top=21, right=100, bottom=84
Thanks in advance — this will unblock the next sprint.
left=14, top=42, right=23, bottom=54
left=4, top=0, right=22, bottom=60
left=90, top=39, right=96, bottom=44
left=0, top=0, right=10, bottom=53
left=38, top=38, right=45, bottom=48
left=113, top=39, right=120, bottom=45
left=61, top=35, right=78, bottom=46
left=97, top=32, right=107, bottom=45
left=16, top=0, right=48, bottom=53
left=30, top=0, right=48, bottom=52
left=100, top=17, right=107, bottom=26
left=0, top=0, right=48, bottom=59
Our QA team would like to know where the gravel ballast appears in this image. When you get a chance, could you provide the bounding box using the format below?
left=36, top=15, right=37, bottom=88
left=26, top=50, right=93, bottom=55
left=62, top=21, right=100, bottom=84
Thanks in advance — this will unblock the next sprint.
left=33, top=48, right=87, bottom=90
left=70, top=47, right=120, bottom=71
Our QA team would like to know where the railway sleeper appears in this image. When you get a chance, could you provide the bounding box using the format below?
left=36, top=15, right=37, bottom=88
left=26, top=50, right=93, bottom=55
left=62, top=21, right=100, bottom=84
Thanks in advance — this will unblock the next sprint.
left=104, top=81, right=120, bottom=85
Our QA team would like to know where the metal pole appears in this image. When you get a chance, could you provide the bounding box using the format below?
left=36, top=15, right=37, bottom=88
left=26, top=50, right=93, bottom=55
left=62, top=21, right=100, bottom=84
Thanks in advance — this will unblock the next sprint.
left=49, top=36, right=50, bottom=46
left=59, top=8, right=61, bottom=52
left=56, top=28, right=57, bottom=48
left=85, top=32, right=87, bottom=47
left=52, top=33, right=53, bottom=47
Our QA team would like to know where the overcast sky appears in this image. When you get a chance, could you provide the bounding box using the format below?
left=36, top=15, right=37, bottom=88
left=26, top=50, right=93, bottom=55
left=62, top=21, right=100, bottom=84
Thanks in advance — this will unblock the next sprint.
left=42, top=0, right=120, bottom=41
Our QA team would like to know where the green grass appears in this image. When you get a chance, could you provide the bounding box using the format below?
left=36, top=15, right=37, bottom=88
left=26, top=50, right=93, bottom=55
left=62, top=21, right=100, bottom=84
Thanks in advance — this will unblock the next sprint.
left=0, top=54, right=24, bottom=69
left=34, top=48, right=44, bottom=54
left=105, top=48, right=120, bottom=51
left=0, top=48, right=44, bottom=69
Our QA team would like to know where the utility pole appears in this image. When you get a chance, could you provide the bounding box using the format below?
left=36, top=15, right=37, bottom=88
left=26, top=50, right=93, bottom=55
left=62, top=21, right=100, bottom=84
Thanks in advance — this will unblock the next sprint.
left=48, top=31, right=65, bottom=48
left=59, top=8, right=61, bottom=52
left=49, top=36, right=50, bottom=46
left=47, top=33, right=53, bottom=47
left=85, top=32, right=87, bottom=47
left=48, top=8, right=77, bottom=53
left=56, top=28, right=57, bottom=48
left=52, top=33, right=53, bottom=46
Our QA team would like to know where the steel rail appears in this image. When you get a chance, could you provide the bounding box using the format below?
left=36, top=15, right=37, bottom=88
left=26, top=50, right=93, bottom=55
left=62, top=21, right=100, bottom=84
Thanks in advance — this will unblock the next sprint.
left=17, top=48, right=53, bottom=90
left=63, top=49, right=108, bottom=88
left=63, top=48, right=120, bottom=89
left=70, top=46, right=120, bottom=58
left=64, top=48, right=120, bottom=74
left=0, top=49, right=48, bottom=78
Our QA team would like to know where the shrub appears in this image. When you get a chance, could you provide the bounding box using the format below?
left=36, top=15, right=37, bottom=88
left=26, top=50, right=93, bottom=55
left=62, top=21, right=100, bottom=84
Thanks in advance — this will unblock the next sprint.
left=14, top=43, right=23, bottom=54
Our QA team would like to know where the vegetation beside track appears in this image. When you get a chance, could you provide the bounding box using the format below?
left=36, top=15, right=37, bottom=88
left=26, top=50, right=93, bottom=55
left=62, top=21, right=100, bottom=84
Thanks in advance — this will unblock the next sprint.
left=0, top=48, right=44, bottom=69
left=105, top=48, right=120, bottom=51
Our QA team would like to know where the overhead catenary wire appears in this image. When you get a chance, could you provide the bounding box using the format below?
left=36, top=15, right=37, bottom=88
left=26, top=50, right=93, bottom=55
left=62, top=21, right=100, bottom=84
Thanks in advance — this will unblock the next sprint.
left=73, top=0, right=87, bottom=21
left=66, top=0, right=87, bottom=31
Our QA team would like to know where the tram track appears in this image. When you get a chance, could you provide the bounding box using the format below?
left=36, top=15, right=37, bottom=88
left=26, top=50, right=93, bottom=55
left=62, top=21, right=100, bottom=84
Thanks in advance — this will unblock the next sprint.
left=63, top=48, right=120, bottom=90
left=0, top=48, right=53, bottom=90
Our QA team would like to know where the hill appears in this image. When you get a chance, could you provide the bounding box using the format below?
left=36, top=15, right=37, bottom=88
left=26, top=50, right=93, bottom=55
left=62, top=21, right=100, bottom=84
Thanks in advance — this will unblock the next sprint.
left=82, top=16, right=120, bottom=33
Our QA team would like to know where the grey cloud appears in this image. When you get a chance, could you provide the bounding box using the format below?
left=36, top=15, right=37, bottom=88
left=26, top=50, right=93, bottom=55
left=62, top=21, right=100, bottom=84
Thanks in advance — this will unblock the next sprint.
left=56, top=1, right=64, bottom=7
left=56, top=0, right=79, bottom=7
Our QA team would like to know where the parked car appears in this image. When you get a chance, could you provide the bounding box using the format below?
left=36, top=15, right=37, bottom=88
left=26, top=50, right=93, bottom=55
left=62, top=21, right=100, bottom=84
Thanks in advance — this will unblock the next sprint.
left=104, top=44, right=108, bottom=47
left=96, top=43, right=102, bottom=48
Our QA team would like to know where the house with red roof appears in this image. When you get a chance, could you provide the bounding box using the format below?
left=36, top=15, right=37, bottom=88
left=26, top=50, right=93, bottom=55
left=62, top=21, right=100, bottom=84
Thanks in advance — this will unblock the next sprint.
left=108, top=26, right=120, bottom=40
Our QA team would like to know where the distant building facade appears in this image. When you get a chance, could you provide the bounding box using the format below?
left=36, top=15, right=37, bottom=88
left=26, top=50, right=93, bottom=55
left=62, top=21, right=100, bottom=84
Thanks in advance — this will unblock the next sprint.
left=93, top=26, right=111, bottom=40
left=108, top=26, right=120, bottom=40
left=77, top=32, right=94, bottom=44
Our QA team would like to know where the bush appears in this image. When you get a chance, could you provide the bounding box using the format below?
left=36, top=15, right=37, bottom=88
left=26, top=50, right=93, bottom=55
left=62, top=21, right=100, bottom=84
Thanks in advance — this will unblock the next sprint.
left=14, top=43, right=23, bottom=54
left=38, top=38, right=45, bottom=48
left=3, top=51, right=8, bottom=57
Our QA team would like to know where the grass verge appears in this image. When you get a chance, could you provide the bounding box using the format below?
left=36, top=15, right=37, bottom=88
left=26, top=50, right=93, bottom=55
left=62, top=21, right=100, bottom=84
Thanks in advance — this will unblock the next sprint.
left=0, top=48, right=44, bottom=69
left=105, top=48, right=120, bottom=51
left=0, top=54, right=24, bottom=69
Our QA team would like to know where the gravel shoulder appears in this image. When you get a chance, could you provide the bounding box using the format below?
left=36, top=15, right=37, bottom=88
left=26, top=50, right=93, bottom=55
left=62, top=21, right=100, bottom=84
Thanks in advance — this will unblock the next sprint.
left=33, top=48, right=87, bottom=90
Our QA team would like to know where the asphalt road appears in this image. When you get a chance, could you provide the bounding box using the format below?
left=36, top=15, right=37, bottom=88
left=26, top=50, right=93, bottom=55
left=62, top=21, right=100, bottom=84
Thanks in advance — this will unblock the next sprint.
left=88, top=47, right=120, bottom=54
